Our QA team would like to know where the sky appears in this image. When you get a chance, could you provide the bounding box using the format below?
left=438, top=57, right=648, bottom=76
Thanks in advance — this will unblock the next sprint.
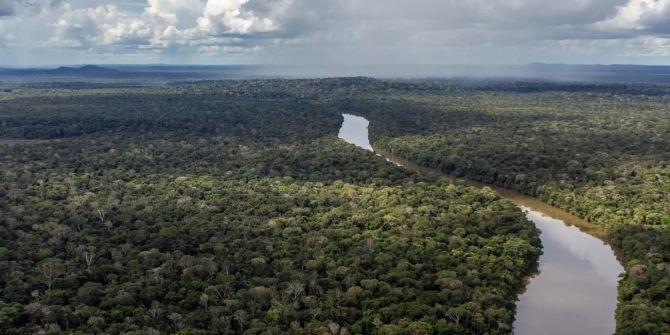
left=0, top=0, right=669, bottom=66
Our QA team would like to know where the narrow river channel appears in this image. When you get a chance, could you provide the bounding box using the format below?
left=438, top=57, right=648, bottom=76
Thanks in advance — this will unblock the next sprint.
left=338, top=113, right=624, bottom=335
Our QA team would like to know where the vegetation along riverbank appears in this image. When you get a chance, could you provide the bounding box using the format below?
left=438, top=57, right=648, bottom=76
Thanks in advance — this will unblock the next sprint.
left=0, top=78, right=667, bottom=334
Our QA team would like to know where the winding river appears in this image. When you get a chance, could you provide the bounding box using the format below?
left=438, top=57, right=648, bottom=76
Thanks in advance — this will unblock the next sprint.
left=338, top=114, right=624, bottom=335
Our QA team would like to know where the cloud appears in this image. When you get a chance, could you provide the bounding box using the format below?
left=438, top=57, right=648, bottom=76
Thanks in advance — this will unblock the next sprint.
left=50, top=5, right=151, bottom=47
left=197, top=0, right=277, bottom=35
left=40, top=0, right=284, bottom=57
left=2, top=0, right=670, bottom=65
left=338, top=0, right=626, bottom=29
left=0, top=0, right=65, bottom=16
left=0, top=0, right=15, bottom=16
left=596, top=0, right=670, bottom=34
left=145, top=0, right=203, bottom=28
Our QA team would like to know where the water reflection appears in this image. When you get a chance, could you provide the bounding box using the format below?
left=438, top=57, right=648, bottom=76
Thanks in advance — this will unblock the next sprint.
left=514, top=207, right=623, bottom=335
left=523, top=208, right=623, bottom=285
left=338, top=114, right=373, bottom=151
left=338, top=113, right=624, bottom=335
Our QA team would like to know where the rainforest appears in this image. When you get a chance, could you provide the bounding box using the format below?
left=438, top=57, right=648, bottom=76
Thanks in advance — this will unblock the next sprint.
left=0, top=77, right=668, bottom=335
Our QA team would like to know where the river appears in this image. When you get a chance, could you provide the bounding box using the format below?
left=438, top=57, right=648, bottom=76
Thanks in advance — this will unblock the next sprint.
left=338, top=113, right=624, bottom=335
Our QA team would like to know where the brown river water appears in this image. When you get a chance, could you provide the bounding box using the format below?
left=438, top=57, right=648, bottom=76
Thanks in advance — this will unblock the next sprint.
left=338, top=114, right=624, bottom=335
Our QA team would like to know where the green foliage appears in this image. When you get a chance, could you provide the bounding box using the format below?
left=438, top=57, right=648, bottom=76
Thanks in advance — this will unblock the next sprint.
left=0, top=79, right=541, bottom=334
left=6, top=77, right=669, bottom=333
left=358, top=82, right=670, bottom=334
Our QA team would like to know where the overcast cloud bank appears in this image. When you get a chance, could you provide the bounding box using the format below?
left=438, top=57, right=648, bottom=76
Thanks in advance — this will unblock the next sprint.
left=0, top=0, right=669, bottom=65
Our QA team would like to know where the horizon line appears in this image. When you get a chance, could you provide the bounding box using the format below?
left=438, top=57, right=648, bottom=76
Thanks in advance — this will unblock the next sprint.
left=2, top=63, right=670, bottom=69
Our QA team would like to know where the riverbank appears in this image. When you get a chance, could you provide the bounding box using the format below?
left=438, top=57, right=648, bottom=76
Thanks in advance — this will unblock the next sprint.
left=339, top=113, right=623, bottom=335
left=375, top=148, right=623, bottom=335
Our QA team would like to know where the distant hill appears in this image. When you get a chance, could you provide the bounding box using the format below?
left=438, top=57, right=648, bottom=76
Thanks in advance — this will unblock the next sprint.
left=0, top=65, right=124, bottom=78
left=51, top=65, right=122, bottom=76
left=2, top=64, right=670, bottom=83
left=524, top=63, right=670, bottom=82
left=0, top=65, right=214, bottom=80
left=0, top=64, right=268, bottom=80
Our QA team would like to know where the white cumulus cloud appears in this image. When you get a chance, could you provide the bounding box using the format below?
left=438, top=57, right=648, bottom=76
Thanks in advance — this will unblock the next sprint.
left=197, top=0, right=277, bottom=35
left=2, top=0, right=670, bottom=65
left=597, top=0, right=670, bottom=33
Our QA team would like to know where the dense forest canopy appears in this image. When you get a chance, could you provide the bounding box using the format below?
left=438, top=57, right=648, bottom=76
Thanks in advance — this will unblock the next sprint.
left=0, top=77, right=668, bottom=334
left=0, top=79, right=541, bottom=335
left=349, top=82, right=670, bottom=335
